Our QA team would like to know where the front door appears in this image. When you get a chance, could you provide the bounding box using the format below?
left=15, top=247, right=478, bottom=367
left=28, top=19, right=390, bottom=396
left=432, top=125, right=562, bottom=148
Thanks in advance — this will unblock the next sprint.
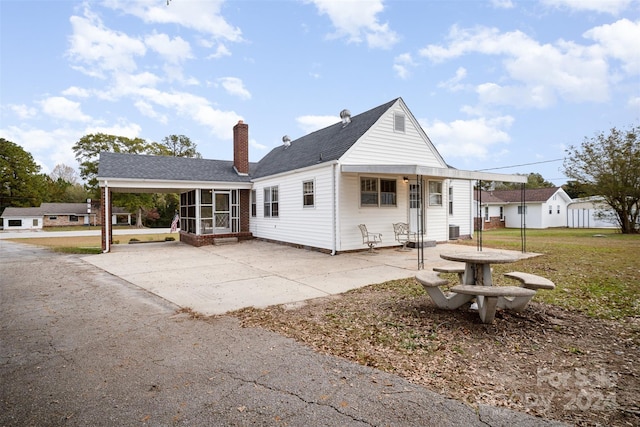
left=214, top=192, right=231, bottom=233
left=408, top=180, right=424, bottom=234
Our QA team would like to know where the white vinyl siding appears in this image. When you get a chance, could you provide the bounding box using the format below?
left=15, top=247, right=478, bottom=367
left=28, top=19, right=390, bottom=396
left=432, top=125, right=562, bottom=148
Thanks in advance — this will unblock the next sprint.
left=340, top=101, right=446, bottom=168
left=338, top=174, right=407, bottom=251
left=251, top=165, right=334, bottom=250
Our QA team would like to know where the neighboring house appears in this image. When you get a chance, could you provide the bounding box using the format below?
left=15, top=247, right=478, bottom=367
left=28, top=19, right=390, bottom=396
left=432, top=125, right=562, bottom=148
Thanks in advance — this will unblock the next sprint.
left=97, top=98, right=527, bottom=252
left=567, top=196, right=618, bottom=228
left=0, top=202, right=130, bottom=231
left=474, top=187, right=573, bottom=230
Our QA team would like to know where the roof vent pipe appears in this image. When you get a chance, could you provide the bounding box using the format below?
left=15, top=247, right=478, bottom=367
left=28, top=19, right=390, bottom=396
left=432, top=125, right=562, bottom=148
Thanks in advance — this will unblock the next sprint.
left=340, top=109, right=351, bottom=125
left=282, top=135, right=291, bottom=147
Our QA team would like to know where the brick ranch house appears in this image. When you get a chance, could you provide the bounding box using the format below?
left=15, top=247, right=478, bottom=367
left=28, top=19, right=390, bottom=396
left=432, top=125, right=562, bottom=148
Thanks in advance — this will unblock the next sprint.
left=97, top=98, right=527, bottom=253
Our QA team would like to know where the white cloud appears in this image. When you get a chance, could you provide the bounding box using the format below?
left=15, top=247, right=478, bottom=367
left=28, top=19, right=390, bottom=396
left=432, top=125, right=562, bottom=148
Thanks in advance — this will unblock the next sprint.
left=249, top=138, right=267, bottom=151
left=62, top=86, right=91, bottom=98
left=40, top=97, right=92, bottom=122
left=476, top=82, right=556, bottom=108
left=420, top=25, right=611, bottom=107
left=584, top=18, right=640, bottom=74
left=438, top=67, right=468, bottom=92
left=67, top=7, right=146, bottom=77
left=103, top=0, right=242, bottom=42
left=217, top=77, right=252, bottom=100
left=206, top=43, right=232, bottom=59
left=0, top=126, right=81, bottom=173
left=84, top=122, right=143, bottom=139
left=491, top=0, right=514, bottom=8
left=393, top=53, right=415, bottom=79
left=422, top=115, right=514, bottom=161
left=296, top=114, right=338, bottom=134
left=9, top=104, right=37, bottom=119
left=628, top=96, right=640, bottom=109
left=540, top=0, right=635, bottom=15
left=307, top=0, right=399, bottom=49
left=134, top=100, right=168, bottom=124
left=145, top=32, right=193, bottom=63
left=131, top=87, right=242, bottom=140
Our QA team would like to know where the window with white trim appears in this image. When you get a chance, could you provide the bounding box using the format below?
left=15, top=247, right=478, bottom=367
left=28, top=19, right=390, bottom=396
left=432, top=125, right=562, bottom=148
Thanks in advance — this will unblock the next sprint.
left=448, top=186, right=454, bottom=215
left=303, top=180, right=314, bottom=207
left=499, top=206, right=504, bottom=221
left=484, top=206, right=489, bottom=221
left=264, top=186, right=279, bottom=217
left=557, top=205, right=560, bottom=214
left=549, top=204, right=553, bottom=214
left=518, top=205, right=528, bottom=215
left=360, top=177, right=396, bottom=207
left=394, top=113, right=405, bottom=132
left=428, top=181, right=443, bottom=206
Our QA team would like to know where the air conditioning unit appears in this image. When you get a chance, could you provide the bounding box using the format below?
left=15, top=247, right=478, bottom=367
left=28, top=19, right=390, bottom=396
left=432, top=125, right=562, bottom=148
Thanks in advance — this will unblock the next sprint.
left=449, top=225, right=460, bottom=240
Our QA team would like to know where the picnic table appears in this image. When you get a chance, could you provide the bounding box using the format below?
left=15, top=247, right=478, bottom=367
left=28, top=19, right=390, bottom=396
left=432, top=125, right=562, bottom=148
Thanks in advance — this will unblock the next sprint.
left=416, top=251, right=538, bottom=323
left=439, top=251, right=517, bottom=287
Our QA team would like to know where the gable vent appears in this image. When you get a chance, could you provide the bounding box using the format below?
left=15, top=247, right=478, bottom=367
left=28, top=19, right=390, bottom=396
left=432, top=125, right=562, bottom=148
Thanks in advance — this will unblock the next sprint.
left=282, top=135, right=291, bottom=147
left=340, top=109, right=351, bottom=126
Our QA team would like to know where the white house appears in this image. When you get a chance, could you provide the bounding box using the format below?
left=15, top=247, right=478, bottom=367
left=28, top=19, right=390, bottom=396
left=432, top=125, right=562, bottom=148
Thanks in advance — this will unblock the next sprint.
left=97, top=98, right=527, bottom=252
left=475, top=187, right=573, bottom=230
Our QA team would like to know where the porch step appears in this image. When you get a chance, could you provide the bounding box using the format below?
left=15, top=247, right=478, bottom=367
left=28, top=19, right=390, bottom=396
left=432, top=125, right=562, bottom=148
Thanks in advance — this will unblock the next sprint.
left=408, top=240, right=436, bottom=248
left=213, top=237, right=238, bottom=245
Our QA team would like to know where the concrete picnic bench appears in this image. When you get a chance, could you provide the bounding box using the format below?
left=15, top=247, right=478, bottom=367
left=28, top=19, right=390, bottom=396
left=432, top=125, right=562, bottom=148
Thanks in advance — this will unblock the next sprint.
left=416, top=252, right=556, bottom=324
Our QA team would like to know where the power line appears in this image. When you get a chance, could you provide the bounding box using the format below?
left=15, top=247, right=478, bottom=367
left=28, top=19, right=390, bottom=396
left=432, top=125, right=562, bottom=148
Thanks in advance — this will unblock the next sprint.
left=475, top=158, right=565, bottom=172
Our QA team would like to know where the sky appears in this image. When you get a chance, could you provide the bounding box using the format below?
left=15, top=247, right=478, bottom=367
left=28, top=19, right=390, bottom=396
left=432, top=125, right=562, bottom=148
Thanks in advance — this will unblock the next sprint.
left=1, top=0, right=639, bottom=186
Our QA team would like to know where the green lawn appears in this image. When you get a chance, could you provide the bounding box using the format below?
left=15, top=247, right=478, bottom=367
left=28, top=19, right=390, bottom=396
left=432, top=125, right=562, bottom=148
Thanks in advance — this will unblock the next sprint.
left=458, top=228, right=639, bottom=319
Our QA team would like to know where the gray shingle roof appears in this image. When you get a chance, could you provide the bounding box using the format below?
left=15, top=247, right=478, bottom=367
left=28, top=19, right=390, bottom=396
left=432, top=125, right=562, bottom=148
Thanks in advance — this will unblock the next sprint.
left=1, top=207, right=43, bottom=217
left=475, top=187, right=563, bottom=203
left=252, top=98, right=399, bottom=179
left=1, top=203, right=129, bottom=217
left=97, top=152, right=254, bottom=183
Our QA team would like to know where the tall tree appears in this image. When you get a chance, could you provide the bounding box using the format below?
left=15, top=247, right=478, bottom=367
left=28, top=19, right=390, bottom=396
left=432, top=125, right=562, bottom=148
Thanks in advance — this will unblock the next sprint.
left=153, top=134, right=201, bottom=158
left=0, top=138, right=48, bottom=210
left=50, top=163, right=79, bottom=184
left=564, top=125, right=640, bottom=234
left=563, top=180, right=594, bottom=199
left=73, top=133, right=155, bottom=227
left=73, top=133, right=152, bottom=194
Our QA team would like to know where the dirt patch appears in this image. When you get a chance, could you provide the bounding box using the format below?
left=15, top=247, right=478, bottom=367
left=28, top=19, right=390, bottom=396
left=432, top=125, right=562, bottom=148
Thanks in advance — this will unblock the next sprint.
left=231, top=279, right=639, bottom=426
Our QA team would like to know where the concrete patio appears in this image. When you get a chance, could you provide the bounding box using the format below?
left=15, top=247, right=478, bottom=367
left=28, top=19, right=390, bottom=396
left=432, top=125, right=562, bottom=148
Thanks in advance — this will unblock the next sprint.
left=82, top=239, right=534, bottom=316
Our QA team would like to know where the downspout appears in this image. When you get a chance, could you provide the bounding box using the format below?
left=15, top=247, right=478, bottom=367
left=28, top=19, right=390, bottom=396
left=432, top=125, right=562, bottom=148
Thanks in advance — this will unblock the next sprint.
left=104, top=181, right=110, bottom=253
left=331, top=162, right=337, bottom=255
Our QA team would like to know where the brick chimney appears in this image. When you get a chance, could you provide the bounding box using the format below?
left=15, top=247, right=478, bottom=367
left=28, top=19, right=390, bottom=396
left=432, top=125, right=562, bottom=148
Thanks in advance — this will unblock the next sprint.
left=233, top=120, right=249, bottom=175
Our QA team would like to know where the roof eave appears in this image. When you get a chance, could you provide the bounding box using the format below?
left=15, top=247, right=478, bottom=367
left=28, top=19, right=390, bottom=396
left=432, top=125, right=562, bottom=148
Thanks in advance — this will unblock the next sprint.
left=340, top=165, right=529, bottom=183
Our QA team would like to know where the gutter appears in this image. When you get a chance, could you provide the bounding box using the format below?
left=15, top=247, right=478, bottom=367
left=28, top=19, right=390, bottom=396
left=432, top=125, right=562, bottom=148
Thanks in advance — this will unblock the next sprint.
left=331, top=162, right=338, bottom=255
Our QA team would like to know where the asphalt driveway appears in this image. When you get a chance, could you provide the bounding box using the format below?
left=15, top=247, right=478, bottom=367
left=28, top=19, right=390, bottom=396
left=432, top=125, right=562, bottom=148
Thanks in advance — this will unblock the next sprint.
left=0, top=239, right=563, bottom=426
